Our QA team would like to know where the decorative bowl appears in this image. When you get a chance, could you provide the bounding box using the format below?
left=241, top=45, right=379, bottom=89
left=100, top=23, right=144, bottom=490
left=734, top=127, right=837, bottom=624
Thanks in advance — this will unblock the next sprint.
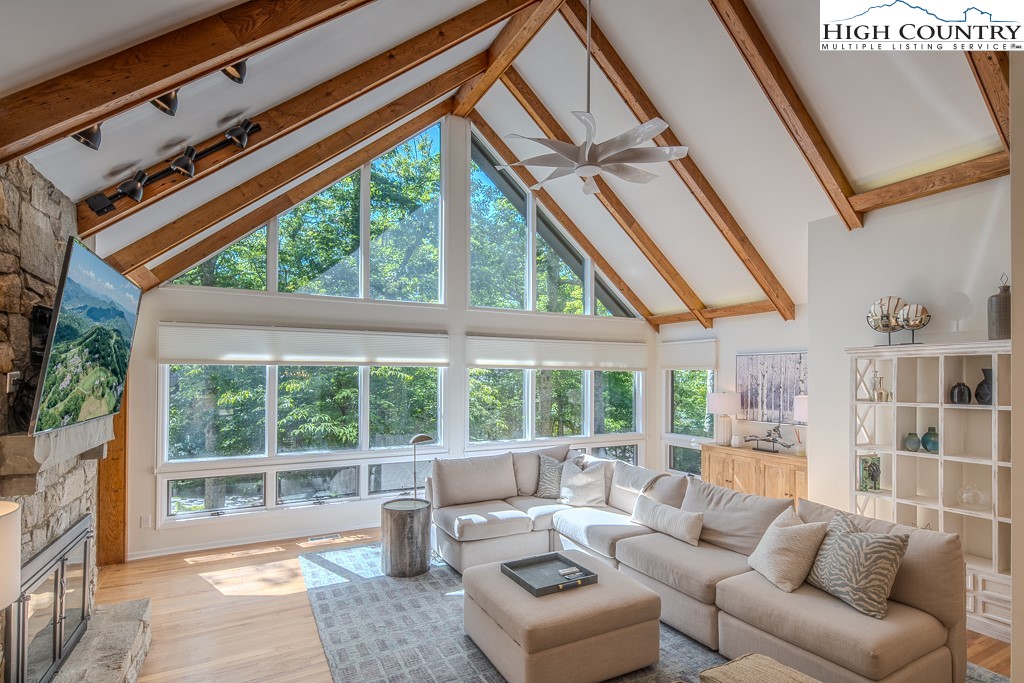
left=896, top=303, right=931, bottom=330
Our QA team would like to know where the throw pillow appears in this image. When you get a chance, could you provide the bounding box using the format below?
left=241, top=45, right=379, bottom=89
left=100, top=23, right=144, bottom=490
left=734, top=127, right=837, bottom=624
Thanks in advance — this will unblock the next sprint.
left=807, top=511, right=910, bottom=619
left=747, top=508, right=828, bottom=592
left=559, top=458, right=606, bottom=506
left=631, top=495, right=703, bottom=546
left=536, top=455, right=563, bottom=499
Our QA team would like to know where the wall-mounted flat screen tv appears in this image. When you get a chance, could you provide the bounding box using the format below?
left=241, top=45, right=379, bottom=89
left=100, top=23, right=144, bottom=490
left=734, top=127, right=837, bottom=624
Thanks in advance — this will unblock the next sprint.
left=30, top=240, right=142, bottom=434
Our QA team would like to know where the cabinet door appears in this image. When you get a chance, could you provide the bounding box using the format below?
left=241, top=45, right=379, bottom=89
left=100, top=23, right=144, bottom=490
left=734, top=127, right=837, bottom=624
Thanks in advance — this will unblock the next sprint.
left=762, top=461, right=794, bottom=499
left=795, top=468, right=808, bottom=500
left=731, top=455, right=759, bottom=494
left=705, top=451, right=732, bottom=488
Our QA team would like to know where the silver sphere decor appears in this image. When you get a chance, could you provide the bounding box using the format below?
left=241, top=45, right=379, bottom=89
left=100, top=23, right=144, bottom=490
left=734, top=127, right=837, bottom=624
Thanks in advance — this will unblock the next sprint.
left=867, top=296, right=906, bottom=344
left=896, top=303, right=931, bottom=344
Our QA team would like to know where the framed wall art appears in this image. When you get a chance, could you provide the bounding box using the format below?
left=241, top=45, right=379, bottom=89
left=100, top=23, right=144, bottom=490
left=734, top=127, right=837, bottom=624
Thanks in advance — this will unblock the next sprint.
left=735, top=352, right=808, bottom=424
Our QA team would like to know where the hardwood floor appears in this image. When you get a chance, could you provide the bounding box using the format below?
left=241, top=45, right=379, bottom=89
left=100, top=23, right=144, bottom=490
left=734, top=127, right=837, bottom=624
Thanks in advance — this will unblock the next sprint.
left=98, top=530, right=1012, bottom=681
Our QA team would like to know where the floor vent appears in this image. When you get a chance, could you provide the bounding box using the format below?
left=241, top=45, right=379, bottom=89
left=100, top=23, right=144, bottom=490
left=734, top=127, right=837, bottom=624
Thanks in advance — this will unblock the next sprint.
left=307, top=533, right=342, bottom=543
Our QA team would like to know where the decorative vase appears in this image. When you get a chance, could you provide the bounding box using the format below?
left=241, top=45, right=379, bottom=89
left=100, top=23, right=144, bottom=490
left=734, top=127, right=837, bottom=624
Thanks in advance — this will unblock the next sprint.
left=976, top=369, right=993, bottom=405
left=904, top=432, right=921, bottom=452
left=949, top=382, right=972, bottom=405
left=987, top=277, right=1011, bottom=341
left=921, top=427, right=939, bottom=454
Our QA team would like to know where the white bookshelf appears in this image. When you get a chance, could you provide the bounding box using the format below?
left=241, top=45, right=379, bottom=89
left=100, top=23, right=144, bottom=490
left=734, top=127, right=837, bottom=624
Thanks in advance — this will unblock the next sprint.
left=847, top=341, right=1011, bottom=642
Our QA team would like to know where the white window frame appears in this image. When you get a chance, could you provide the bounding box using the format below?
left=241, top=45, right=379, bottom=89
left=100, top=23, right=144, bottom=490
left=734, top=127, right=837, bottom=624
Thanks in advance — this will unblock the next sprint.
left=664, top=368, right=717, bottom=475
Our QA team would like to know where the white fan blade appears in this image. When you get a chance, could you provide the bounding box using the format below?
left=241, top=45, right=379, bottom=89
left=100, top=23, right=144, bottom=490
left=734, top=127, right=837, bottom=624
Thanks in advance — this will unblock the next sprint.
left=506, top=153, right=576, bottom=169
left=505, top=134, right=579, bottom=161
left=593, top=118, right=670, bottom=161
left=600, top=164, right=659, bottom=184
left=531, top=167, right=574, bottom=189
left=572, top=111, right=597, bottom=163
left=581, top=176, right=600, bottom=194
left=600, top=146, right=689, bottom=165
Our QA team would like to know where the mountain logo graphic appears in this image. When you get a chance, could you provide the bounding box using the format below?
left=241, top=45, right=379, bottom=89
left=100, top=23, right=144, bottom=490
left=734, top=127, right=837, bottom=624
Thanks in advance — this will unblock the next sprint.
left=832, top=1, right=1015, bottom=23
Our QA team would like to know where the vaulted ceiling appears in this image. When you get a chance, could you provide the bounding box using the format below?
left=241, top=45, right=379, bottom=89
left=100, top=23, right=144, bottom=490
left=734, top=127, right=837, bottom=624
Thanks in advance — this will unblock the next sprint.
left=0, top=0, right=1007, bottom=329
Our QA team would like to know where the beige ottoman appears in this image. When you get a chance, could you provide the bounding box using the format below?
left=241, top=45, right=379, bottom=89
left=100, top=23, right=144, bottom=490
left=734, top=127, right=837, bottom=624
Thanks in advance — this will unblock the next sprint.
left=462, top=549, right=661, bottom=683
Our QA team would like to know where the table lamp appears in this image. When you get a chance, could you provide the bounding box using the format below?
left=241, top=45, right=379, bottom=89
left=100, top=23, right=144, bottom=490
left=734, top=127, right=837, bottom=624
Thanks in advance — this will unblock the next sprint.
left=792, top=395, right=809, bottom=455
left=409, top=434, right=433, bottom=500
left=0, top=502, right=21, bottom=609
left=707, top=392, right=741, bottom=447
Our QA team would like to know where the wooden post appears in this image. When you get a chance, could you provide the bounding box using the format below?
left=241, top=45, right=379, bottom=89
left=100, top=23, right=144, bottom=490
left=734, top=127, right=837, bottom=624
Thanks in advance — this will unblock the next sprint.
left=97, top=387, right=127, bottom=565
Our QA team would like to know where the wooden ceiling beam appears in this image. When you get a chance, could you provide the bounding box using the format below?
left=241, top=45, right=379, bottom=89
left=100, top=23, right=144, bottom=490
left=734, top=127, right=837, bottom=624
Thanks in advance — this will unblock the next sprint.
left=77, top=0, right=536, bottom=239
left=500, top=67, right=710, bottom=328
left=452, top=0, right=564, bottom=117
left=965, top=52, right=1010, bottom=149
left=559, top=0, right=794, bottom=321
left=0, top=0, right=380, bottom=164
left=105, top=60, right=474, bottom=274
left=648, top=300, right=776, bottom=327
left=467, top=110, right=656, bottom=327
left=848, top=151, right=1009, bottom=214
left=707, top=0, right=863, bottom=230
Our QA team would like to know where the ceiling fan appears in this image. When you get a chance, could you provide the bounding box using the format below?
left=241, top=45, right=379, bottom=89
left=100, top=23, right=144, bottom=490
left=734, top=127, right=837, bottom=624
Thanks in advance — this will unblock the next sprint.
left=503, top=0, right=688, bottom=195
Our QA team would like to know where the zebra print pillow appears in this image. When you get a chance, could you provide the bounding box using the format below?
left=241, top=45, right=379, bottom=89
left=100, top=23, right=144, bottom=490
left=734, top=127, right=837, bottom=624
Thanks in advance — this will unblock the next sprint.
left=807, top=511, right=909, bottom=619
left=536, top=455, right=563, bottom=499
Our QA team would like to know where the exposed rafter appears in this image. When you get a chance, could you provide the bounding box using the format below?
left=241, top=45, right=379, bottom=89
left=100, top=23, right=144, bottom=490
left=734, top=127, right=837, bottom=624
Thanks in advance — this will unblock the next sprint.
left=500, top=67, right=711, bottom=328
left=105, top=60, right=476, bottom=274
left=707, top=0, right=863, bottom=230
left=452, top=0, right=564, bottom=117
left=848, top=151, right=1009, bottom=214
left=965, top=52, right=1010, bottom=149
left=77, top=0, right=537, bottom=239
left=125, top=266, right=160, bottom=291
left=467, top=110, right=656, bottom=326
left=559, top=0, right=793, bottom=321
left=648, top=300, right=776, bottom=327
left=0, top=0, right=381, bottom=164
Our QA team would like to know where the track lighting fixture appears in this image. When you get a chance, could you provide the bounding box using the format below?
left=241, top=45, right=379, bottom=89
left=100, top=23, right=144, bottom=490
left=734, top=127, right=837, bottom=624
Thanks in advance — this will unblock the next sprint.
left=150, top=89, right=179, bottom=116
left=71, top=123, right=102, bottom=150
left=85, top=120, right=262, bottom=217
left=225, top=119, right=255, bottom=149
left=170, top=146, right=197, bottom=177
left=222, top=60, right=247, bottom=84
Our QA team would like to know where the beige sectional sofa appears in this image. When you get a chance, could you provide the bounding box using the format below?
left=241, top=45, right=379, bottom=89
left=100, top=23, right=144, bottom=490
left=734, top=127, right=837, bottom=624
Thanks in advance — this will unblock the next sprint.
left=425, top=448, right=967, bottom=683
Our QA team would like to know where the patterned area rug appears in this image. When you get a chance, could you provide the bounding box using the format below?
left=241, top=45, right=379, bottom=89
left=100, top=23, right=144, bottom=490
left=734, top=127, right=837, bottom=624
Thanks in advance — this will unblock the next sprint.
left=300, top=544, right=1008, bottom=683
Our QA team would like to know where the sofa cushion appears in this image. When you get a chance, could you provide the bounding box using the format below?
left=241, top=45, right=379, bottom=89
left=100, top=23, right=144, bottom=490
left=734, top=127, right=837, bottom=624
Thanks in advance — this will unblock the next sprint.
left=616, top=533, right=751, bottom=604
left=715, top=570, right=947, bottom=680
left=682, top=478, right=792, bottom=555
left=432, top=500, right=532, bottom=541
left=608, top=461, right=664, bottom=513
left=798, top=498, right=965, bottom=628
left=560, top=458, right=607, bottom=506
left=553, top=506, right=653, bottom=557
left=631, top=495, right=702, bottom=546
left=505, top=496, right=571, bottom=531
left=643, top=474, right=689, bottom=508
left=512, top=444, right=572, bottom=496
left=431, top=453, right=517, bottom=509
left=747, top=507, right=828, bottom=592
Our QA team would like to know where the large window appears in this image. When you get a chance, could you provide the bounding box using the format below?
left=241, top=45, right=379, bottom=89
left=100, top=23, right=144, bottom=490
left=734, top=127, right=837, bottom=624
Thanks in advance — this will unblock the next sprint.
left=535, top=369, right=584, bottom=437
left=369, top=366, right=440, bottom=448
left=666, top=369, right=715, bottom=475
left=595, top=371, right=637, bottom=434
left=468, top=368, right=525, bottom=442
left=168, top=474, right=265, bottom=517
left=172, top=227, right=268, bottom=291
left=277, top=366, right=359, bottom=454
left=167, top=365, right=267, bottom=461
left=469, top=136, right=635, bottom=318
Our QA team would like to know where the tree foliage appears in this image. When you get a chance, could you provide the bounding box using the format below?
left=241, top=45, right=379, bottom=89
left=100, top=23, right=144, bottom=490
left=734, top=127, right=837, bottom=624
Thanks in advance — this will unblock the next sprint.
left=671, top=370, right=714, bottom=438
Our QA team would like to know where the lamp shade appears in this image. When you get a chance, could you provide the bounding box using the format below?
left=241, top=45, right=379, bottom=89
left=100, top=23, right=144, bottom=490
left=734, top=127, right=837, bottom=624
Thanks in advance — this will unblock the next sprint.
left=0, top=502, right=21, bottom=608
left=707, top=392, right=741, bottom=415
left=793, top=395, right=809, bottom=423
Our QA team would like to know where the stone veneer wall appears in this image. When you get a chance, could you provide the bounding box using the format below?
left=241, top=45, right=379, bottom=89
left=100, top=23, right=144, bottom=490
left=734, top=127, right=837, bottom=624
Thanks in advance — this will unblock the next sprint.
left=0, top=158, right=98, bottom=682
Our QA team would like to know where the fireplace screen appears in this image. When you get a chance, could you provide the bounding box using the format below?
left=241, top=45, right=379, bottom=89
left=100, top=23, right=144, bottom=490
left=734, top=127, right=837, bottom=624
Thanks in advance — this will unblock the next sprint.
left=4, top=514, right=92, bottom=683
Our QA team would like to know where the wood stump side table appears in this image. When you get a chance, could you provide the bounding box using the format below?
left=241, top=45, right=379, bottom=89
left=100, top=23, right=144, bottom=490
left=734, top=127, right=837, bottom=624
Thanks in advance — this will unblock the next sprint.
left=381, top=497, right=431, bottom=577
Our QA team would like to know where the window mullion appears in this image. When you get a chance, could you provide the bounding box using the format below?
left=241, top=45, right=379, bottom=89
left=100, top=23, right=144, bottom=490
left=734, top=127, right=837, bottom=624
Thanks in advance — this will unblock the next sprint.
left=267, top=215, right=280, bottom=293
left=526, top=369, right=536, bottom=440
left=360, top=163, right=372, bottom=299
left=359, top=366, right=371, bottom=451
left=584, top=257, right=595, bottom=316
left=266, top=365, right=278, bottom=459
left=526, top=193, right=536, bottom=311
left=585, top=370, right=594, bottom=438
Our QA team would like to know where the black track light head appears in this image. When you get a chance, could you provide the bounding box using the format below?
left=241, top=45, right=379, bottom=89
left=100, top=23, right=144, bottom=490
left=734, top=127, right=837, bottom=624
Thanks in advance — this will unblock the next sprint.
left=151, top=89, right=179, bottom=116
left=170, top=146, right=197, bottom=178
left=117, top=170, right=148, bottom=202
left=222, top=60, right=247, bottom=85
left=225, top=118, right=255, bottom=149
left=71, top=123, right=102, bottom=150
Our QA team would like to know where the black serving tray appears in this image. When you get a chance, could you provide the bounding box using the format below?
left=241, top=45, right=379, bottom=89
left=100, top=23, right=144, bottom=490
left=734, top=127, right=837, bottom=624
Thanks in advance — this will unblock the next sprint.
left=500, top=552, right=598, bottom=597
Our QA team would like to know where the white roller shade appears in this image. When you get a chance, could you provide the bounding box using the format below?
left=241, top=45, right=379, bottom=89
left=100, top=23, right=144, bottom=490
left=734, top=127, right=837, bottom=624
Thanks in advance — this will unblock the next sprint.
left=659, top=339, right=717, bottom=369
left=158, top=323, right=450, bottom=366
left=465, top=336, right=646, bottom=370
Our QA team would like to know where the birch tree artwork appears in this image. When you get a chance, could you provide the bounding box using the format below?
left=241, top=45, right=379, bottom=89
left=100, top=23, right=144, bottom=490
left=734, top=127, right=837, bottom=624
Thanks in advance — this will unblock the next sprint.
left=735, top=352, right=808, bottom=424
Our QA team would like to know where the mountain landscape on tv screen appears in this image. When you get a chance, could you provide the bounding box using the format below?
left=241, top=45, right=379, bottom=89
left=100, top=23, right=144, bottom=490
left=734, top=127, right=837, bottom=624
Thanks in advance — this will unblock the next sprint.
left=34, top=243, right=141, bottom=433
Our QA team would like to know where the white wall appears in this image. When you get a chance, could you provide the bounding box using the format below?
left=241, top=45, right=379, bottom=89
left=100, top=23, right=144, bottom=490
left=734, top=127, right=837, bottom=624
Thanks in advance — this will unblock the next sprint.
left=808, top=178, right=1011, bottom=508
left=1008, top=52, right=1022, bottom=678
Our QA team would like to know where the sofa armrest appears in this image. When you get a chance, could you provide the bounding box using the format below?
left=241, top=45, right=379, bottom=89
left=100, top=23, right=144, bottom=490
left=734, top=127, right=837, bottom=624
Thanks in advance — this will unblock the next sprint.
left=424, top=476, right=433, bottom=505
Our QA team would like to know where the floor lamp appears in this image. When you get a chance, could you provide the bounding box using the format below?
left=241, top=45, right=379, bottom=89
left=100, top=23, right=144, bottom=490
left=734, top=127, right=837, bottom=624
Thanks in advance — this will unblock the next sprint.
left=707, top=392, right=741, bottom=447
left=409, top=433, right=433, bottom=500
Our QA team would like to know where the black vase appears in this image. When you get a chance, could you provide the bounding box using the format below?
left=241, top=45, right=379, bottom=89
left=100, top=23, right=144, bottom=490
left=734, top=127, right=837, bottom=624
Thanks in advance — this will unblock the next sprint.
left=949, top=382, right=972, bottom=405
left=976, top=369, right=993, bottom=406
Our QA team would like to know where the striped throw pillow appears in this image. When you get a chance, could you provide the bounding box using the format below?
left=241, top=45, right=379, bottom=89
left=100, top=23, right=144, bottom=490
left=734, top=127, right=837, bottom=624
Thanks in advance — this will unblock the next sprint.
left=536, top=455, right=563, bottom=499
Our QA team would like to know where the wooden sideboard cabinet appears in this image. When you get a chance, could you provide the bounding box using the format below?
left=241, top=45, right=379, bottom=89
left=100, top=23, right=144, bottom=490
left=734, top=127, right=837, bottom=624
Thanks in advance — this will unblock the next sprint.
left=700, top=444, right=808, bottom=501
